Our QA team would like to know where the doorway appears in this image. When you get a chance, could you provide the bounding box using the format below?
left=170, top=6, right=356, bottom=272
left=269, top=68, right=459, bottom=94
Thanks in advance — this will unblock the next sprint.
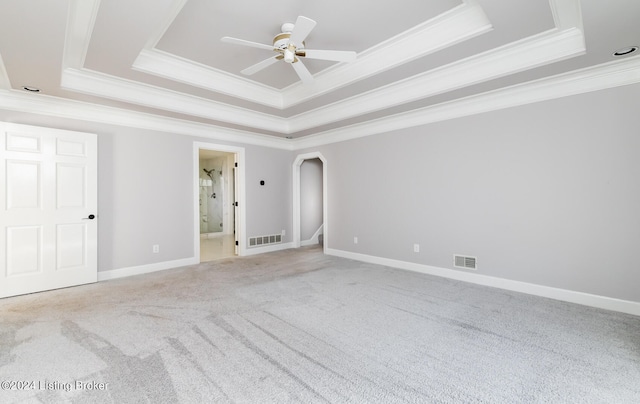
left=293, top=152, right=327, bottom=253
left=194, top=142, right=245, bottom=262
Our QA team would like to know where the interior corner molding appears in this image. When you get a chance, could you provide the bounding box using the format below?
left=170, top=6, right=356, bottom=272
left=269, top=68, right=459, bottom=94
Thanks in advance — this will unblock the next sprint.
left=325, top=248, right=640, bottom=316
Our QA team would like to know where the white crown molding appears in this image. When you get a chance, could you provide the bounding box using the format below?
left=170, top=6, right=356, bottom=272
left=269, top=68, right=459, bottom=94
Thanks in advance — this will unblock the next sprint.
left=550, top=0, right=583, bottom=32
left=292, top=56, right=640, bottom=149
left=326, top=248, right=640, bottom=316
left=60, top=27, right=585, bottom=136
left=0, top=53, right=11, bottom=90
left=280, top=1, right=492, bottom=108
left=142, top=0, right=189, bottom=49
left=287, top=27, right=585, bottom=133
left=60, top=67, right=288, bottom=133
left=57, top=0, right=586, bottom=137
left=63, top=0, right=101, bottom=69
left=132, top=49, right=283, bottom=108
left=2, top=56, right=638, bottom=153
left=131, top=0, right=491, bottom=111
left=0, top=89, right=292, bottom=150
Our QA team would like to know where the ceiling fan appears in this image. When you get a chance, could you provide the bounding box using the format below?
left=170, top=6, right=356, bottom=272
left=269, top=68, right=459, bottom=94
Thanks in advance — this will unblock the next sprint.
left=221, top=16, right=357, bottom=84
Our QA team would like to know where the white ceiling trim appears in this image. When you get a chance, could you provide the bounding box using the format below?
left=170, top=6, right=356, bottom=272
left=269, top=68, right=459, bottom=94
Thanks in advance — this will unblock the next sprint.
left=280, top=1, right=492, bottom=108
left=63, top=0, right=101, bottom=70
left=131, top=0, right=491, bottom=110
left=60, top=68, right=287, bottom=133
left=2, top=56, right=637, bottom=152
left=292, top=56, right=640, bottom=149
left=0, top=89, right=292, bottom=150
left=0, top=53, right=11, bottom=90
left=133, top=49, right=283, bottom=108
left=60, top=24, right=585, bottom=136
left=287, top=27, right=585, bottom=133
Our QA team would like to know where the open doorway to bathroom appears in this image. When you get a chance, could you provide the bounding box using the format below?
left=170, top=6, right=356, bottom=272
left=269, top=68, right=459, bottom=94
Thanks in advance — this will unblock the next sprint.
left=195, top=142, right=245, bottom=262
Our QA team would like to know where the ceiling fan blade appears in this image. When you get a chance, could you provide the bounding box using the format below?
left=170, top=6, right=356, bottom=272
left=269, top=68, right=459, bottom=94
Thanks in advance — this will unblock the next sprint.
left=289, top=16, right=316, bottom=46
left=241, top=56, right=281, bottom=75
left=291, top=59, right=314, bottom=84
left=221, top=36, right=274, bottom=51
left=301, top=49, right=357, bottom=63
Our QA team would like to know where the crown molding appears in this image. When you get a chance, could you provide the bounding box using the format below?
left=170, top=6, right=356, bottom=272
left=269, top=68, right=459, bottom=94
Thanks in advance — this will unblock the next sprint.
left=2, top=56, right=638, bottom=153
left=63, top=0, right=101, bottom=69
left=0, top=53, right=10, bottom=90
left=60, top=67, right=288, bottom=133
left=131, top=0, right=491, bottom=110
left=132, top=49, right=283, bottom=108
left=287, top=27, right=585, bottom=133
left=292, top=56, right=640, bottom=149
left=280, top=1, right=492, bottom=108
left=60, top=27, right=585, bottom=136
left=0, top=89, right=292, bottom=150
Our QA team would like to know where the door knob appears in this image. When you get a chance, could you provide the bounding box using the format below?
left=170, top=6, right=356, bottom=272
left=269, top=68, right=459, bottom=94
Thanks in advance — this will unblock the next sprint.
left=83, top=214, right=96, bottom=220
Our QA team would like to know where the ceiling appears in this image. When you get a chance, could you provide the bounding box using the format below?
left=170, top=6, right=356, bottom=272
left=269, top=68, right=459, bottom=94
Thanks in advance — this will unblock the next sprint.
left=0, top=0, right=639, bottom=147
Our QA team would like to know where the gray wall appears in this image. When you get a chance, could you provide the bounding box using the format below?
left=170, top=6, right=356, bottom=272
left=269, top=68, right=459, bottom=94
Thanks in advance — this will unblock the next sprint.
left=98, top=129, right=293, bottom=270
left=0, top=111, right=294, bottom=272
left=303, top=84, right=640, bottom=302
left=300, top=158, right=323, bottom=240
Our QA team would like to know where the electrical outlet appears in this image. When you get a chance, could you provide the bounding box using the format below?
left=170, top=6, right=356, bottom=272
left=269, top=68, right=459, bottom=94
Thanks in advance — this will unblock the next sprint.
left=354, top=236, right=358, bottom=244
left=281, top=229, right=286, bottom=236
left=152, top=244, right=159, bottom=253
left=413, top=244, right=420, bottom=253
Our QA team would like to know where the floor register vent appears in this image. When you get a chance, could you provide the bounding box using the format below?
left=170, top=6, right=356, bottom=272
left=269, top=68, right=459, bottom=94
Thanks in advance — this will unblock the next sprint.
left=249, top=234, right=282, bottom=247
left=454, top=254, right=477, bottom=270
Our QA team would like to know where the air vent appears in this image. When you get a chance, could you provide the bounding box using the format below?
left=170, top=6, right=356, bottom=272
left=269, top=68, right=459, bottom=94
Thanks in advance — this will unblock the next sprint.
left=248, top=233, right=282, bottom=248
left=454, top=254, right=477, bottom=270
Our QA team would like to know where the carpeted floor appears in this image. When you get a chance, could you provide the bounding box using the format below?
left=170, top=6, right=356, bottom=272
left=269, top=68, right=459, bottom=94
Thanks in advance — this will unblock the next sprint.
left=1, top=246, right=639, bottom=403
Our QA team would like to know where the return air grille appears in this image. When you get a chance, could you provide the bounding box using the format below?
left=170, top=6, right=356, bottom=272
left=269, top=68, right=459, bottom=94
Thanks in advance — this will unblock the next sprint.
left=248, top=234, right=282, bottom=247
left=454, top=255, right=477, bottom=270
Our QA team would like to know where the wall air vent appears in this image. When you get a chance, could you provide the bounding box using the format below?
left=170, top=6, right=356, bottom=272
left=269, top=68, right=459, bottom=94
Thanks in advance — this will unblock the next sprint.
left=454, top=254, right=477, bottom=270
left=248, top=234, right=282, bottom=247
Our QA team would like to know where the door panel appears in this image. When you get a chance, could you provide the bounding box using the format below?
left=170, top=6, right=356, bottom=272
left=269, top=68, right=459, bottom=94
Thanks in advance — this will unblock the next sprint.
left=0, top=123, right=97, bottom=298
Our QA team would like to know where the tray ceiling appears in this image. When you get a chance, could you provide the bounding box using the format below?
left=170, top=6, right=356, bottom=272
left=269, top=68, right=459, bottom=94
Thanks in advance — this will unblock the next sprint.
left=0, top=0, right=639, bottom=147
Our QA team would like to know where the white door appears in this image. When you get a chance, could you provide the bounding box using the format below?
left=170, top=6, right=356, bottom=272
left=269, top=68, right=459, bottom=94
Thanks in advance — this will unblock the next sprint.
left=0, top=123, right=98, bottom=298
left=233, top=155, right=238, bottom=255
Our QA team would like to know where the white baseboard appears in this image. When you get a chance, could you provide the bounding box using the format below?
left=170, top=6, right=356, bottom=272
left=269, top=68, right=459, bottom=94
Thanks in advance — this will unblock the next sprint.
left=243, top=242, right=294, bottom=256
left=98, top=257, right=199, bottom=281
left=301, top=225, right=323, bottom=247
left=326, top=248, right=640, bottom=317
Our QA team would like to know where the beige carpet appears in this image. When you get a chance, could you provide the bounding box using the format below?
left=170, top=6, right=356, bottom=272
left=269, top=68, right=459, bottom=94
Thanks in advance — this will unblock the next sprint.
left=1, top=246, right=639, bottom=403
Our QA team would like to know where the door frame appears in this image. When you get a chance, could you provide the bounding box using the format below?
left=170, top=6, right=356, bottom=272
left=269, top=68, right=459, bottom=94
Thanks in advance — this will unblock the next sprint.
left=193, top=142, right=246, bottom=259
left=292, top=152, right=327, bottom=253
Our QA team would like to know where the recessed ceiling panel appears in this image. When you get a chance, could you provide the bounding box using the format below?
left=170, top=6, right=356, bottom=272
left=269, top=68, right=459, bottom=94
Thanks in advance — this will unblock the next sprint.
left=157, top=0, right=462, bottom=88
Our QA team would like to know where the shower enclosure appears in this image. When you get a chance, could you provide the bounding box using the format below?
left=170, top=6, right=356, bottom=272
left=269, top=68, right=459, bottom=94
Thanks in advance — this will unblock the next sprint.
left=199, top=154, right=234, bottom=235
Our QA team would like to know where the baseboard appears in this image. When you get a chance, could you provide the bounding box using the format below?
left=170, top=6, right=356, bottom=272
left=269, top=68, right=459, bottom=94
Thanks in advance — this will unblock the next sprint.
left=326, top=248, right=640, bottom=317
left=98, top=257, right=199, bottom=281
left=301, top=225, right=323, bottom=247
left=243, top=242, right=294, bottom=256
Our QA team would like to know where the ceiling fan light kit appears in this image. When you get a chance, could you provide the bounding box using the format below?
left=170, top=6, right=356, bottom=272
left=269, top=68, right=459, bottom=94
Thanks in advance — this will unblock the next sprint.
left=221, top=16, right=356, bottom=84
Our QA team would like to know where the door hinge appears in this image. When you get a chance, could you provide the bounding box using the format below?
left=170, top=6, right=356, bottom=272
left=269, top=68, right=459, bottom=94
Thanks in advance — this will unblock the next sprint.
left=235, top=162, right=238, bottom=167
left=235, top=241, right=238, bottom=246
left=234, top=202, right=238, bottom=207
